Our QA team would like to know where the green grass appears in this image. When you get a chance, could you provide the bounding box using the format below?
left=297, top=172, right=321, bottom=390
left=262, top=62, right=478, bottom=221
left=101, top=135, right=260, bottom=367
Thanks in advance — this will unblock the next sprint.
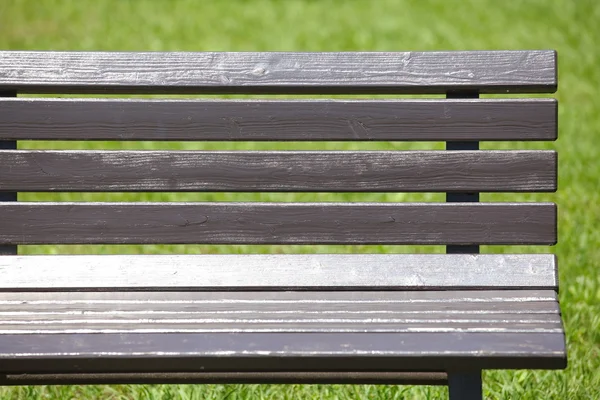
left=0, top=0, right=599, bottom=398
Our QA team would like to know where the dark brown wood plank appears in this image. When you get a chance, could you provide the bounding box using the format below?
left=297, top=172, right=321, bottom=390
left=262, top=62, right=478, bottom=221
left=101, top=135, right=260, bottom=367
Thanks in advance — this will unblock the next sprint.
left=0, top=150, right=557, bottom=192
left=0, top=332, right=567, bottom=373
left=0, top=51, right=557, bottom=94
left=0, top=203, right=557, bottom=245
left=0, top=98, right=557, bottom=141
left=0, top=255, right=558, bottom=290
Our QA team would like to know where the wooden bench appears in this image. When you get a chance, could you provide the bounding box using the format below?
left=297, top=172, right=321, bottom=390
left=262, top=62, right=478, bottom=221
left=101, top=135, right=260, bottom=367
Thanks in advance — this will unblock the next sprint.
left=0, top=50, right=565, bottom=399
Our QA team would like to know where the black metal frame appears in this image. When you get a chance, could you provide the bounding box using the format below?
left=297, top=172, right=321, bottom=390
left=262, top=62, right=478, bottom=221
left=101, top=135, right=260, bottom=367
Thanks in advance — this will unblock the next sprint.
left=0, top=90, right=16, bottom=256
left=446, top=90, right=483, bottom=399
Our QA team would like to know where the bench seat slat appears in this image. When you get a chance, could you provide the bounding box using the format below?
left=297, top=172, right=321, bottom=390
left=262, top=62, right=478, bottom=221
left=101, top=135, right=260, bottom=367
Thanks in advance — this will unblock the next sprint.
left=0, top=289, right=559, bottom=302
left=0, top=51, right=557, bottom=94
left=0, top=255, right=557, bottom=290
left=0, top=331, right=567, bottom=373
left=0, top=320, right=563, bottom=335
left=0, top=150, right=557, bottom=192
left=0, top=290, right=562, bottom=335
left=0, top=290, right=566, bottom=373
left=0, top=203, right=557, bottom=245
left=0, top=98, right=557, bottom=141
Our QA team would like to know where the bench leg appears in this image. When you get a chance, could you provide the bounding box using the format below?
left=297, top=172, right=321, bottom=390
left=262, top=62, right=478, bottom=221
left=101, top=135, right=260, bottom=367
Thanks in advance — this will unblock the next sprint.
left=448, top=372, right=482, bottom=400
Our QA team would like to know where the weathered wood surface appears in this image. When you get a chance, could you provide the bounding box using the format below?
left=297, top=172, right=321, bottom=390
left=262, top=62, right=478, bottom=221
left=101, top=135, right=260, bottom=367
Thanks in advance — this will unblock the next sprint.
left=0, top=289, right=562, bottom=334
left=0, top=331, right=567, bottom=373
left=0, top=255, right=557, bottom=290
left=0, top=51, right=557, bottom=94
left=0, top=203, right=557, bottom=245
left=0, top=98, right=557, bottom=141
left=0, top=289, right=560, bottom=302
left=0, top=150, right=557, bottom=192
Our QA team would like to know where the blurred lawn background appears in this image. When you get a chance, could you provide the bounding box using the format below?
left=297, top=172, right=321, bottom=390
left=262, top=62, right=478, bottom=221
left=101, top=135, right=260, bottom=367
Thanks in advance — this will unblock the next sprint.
left=0, top=0, right=598, bottom=399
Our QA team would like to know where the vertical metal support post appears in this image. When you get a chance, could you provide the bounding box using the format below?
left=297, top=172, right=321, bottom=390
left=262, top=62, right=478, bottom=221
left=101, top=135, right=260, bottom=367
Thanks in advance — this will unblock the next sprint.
left=0, top=90, right=17, bottom=255
left=445, top=91, right=482, bottom=399
left=448, top=372, right=483, bottom=400
left=446, top=90, right=480, bottom=254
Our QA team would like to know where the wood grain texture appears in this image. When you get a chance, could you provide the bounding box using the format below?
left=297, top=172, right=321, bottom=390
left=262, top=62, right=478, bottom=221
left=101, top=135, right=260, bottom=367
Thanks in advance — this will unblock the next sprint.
left=0, top=51, right=557, bottom=94
left=0, top=255, right=558, bottom=290
left=0, top=150, right=557, bottom=192
left=0, top=203, right=557, bottom=245
left=0, top=98, right=557, bottom=141
left=0, top=289, right=562, bottom=334
left=0, top=332, right=567, bottom=373
left=0, top=289, right=560, bottom=302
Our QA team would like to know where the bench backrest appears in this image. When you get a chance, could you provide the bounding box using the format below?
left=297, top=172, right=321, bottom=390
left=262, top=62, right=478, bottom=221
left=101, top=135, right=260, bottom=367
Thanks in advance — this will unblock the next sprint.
left=0, top=51, right=557, bottom=290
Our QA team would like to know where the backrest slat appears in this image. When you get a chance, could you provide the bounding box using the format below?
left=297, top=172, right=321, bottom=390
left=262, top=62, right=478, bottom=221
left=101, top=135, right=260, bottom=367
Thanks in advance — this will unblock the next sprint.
left=0, top=150, right=557, bottom=192
left=0, top=98, right=557, bottom=141
left=0, top=203, right=556, bottom=245
left=0, top=51, right=557, bottom=94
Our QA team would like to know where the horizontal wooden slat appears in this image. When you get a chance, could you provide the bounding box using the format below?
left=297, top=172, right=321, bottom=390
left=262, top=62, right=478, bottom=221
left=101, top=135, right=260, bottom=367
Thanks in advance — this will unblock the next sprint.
left=0, top=289, right=566, bottom=372
left=0, top=51, right=557, bottom=94
left=0, top=287, right=563, bottom=333
left=0, top=255, right=558, bottom=290
left=0, top=332, right=567, bottom=373
left=0, top=203, right=557, bottom=245
left=0, top=98, right=557, bottom=141
left=0, top=321, right=560, bottom=337
left=0, top=150, right=557, bottom=192
left=0, top=289, right=560, bottom=302
left=0, top=317, right=563, bottom=334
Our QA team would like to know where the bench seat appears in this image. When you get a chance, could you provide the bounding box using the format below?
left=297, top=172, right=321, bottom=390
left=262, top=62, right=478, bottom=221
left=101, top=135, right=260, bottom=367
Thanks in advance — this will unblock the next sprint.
left=0, top=254, right=565, bottom=383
